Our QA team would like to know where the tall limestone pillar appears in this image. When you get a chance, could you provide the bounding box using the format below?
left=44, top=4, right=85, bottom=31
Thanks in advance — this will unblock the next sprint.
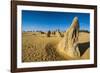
left=57, top=17, right=80, bottom=60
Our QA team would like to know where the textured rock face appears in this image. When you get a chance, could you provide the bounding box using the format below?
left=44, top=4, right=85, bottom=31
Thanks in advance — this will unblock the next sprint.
left=57, top=17, right=80, bottom=60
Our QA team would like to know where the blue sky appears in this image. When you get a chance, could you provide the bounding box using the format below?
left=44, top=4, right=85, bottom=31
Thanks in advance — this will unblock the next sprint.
left=22, top=10, right=90, bottom=32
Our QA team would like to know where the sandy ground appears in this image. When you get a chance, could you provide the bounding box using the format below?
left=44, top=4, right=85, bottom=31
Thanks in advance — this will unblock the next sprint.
left=22, top=31, right=90, bottom=62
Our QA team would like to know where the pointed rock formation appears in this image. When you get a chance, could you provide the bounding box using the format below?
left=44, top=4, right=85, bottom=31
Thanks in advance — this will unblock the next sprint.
left=57, top=17, right=80, bottom=60
left=55, top=31, right=62, bottom=37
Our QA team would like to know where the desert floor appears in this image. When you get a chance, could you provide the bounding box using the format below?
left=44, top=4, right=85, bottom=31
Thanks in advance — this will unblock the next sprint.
left=22, top=31, right=90, bottom=62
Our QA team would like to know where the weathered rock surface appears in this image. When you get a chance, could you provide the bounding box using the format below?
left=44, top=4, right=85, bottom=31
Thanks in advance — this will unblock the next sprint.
left=57, top=17, right=80, bottom=60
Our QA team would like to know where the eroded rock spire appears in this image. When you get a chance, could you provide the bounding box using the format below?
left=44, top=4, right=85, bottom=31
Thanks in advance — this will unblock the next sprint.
left=57, top=17, right=80, bottom=60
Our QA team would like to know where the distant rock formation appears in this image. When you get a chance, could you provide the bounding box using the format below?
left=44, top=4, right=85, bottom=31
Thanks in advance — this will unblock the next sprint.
left=57, top=17, right=80, bottom=60
left=55, top=31, right=63, bottom=37
left=47, top=30, right=51, bottom=37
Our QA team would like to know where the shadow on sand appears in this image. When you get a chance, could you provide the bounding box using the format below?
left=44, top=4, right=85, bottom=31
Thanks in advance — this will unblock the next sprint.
left=78, top=42, right=90, bottom=56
